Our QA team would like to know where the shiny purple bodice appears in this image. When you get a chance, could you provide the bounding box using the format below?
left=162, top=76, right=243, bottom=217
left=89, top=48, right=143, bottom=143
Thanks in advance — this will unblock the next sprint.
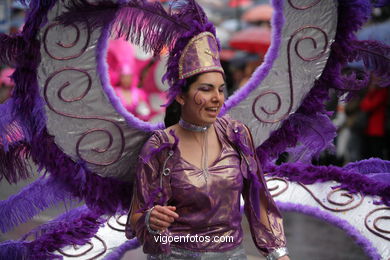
left=129, top=116, right=286, bottom=256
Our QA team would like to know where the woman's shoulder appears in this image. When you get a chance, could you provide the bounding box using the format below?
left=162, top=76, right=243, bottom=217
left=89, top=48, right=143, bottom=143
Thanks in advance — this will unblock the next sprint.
left=139, top=130, right=169, bottom=154
left=216, top=114, right=247, bottom=131
left=216, top=115, right=253, bottom=153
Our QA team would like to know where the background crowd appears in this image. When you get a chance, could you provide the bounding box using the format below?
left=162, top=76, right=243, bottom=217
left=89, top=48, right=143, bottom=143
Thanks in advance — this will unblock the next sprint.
left=1, top=0, right=389, bottom=164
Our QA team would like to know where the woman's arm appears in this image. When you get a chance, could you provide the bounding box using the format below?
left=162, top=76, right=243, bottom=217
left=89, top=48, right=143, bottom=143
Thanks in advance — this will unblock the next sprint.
left=125, top=134, right=174, bottom=254
left=240, top=125, right=289, bottom=260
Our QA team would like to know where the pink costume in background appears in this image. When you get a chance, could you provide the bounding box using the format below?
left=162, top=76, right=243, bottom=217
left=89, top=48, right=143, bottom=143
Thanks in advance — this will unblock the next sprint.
left=107, top=38, right=148, bottom=117
left=128, top=116, right=286, bottom=256
left=107, top=38, right=135, bottom=87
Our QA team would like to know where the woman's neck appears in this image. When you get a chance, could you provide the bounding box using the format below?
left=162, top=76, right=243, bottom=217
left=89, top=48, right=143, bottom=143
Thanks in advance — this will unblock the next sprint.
left=178, top=117, right=211, bottom=133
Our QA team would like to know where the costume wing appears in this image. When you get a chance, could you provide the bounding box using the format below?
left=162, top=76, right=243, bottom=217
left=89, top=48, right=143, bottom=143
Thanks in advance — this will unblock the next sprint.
left=38, top=0, right=156, bottom=181
left=222, top=1, right=390, bottom=259
left=1, top=0, right=389, bottom=259
left=224, top=0, right=338, bottom=148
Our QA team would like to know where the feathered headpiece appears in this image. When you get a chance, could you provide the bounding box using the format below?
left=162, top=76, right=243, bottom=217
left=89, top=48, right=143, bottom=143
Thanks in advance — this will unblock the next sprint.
left=58, top=0, right=224, bottom=105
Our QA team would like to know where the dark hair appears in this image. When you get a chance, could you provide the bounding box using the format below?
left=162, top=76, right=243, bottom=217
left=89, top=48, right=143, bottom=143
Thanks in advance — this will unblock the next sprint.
left=164, top=75, right=199, bottom=127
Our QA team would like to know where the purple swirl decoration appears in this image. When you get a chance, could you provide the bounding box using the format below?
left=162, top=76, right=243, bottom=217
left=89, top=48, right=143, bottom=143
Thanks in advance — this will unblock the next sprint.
left=107, top=214, right=127, bottom=232
left=44, top=68, right=125, bottom=166
left=57, top=235, right=107, bottom=259
left=300, top=184, right=364, bottom=212
left=253, top=25, right=328, bottom=123
left=267, top=177, right=289, bottom=197
left=365, top=207, right=390, bottom=241
left=43, top=22, right=91, bottom=60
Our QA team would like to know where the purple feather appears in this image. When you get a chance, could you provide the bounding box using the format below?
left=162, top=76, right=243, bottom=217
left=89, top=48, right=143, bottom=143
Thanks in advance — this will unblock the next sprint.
left=103, top=239, right=140, bottom=260
left=372, top=0, right=390, bottom=7
left=344, top=158, right=390, bottom=174
left=0, top=141, right=32, bottom=184
left=27, top=206, right=104, bottom=259
left=57, top=0, right=192, bottom=55
left=0, top=176, right=73, bottom=233
left=0, top=206, right=104, bottom=259
left=5, top=0, right=133, bottom=215
left=0, top=241, right=29, bottom=260
left=286, top=113, right=337, bottom=163
left=267, top=162, right=390, bottom=206
left=350, top=39, right=390, bottom=81
left=0, top=34, right=24, bottom=67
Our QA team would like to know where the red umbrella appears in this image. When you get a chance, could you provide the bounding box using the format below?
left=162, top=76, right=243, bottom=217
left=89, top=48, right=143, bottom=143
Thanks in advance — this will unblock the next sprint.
left=229, top=0, right=253, bottom=8
left=242, top=4, right=273, bottom=22
left=229, top=26, right=271, bottom=55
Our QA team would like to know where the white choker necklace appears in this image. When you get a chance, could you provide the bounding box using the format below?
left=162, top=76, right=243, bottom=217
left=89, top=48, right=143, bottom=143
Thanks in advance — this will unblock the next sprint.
left=179, top=118, right=211, bottom=132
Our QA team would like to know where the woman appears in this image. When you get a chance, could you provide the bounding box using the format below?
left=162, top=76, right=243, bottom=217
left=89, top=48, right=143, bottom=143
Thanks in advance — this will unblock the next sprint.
left=125, top=30, right=289, bottom=260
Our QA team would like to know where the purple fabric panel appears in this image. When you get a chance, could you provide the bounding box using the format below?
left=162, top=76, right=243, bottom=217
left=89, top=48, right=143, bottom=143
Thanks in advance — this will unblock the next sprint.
left=0, top=175, right=73, bottom=233
left=266, top=162, right=390, bottom=206
left=276, top=202, right=381, bottom=260
left=96, top=22, right=162, bottom=132
left=102, top=238, right=141, bottom=260
left=221, top=0, right=284, bottom=115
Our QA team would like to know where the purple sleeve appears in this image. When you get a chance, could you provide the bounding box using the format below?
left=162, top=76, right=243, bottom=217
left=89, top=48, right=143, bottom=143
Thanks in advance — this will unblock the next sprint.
left=126, top=134, right=172, bottom=255
left=241, top=126, right=287, bottom=256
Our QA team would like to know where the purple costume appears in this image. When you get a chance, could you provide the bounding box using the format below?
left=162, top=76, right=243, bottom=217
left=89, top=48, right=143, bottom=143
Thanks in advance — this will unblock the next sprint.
left=128, top=116, right=286, bottom=256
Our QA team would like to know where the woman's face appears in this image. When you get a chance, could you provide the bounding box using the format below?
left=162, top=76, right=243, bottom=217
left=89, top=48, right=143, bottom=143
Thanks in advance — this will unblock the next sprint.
left=177, top=72, right=225, bottom=126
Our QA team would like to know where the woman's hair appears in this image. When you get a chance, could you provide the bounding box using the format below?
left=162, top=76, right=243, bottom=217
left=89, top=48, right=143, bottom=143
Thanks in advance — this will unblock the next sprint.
left=164, top=75, right=199, bottom=127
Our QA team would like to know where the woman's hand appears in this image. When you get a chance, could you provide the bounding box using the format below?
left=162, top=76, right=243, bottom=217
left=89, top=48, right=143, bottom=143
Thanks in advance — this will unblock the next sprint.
left=278, top=255, right=290, bottom=260
left=149, top=205, right=179, bottom=232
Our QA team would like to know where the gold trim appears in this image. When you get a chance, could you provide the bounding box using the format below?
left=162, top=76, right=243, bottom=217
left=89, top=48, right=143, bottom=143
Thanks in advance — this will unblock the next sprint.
left=178, top=32, right=223, bottom=79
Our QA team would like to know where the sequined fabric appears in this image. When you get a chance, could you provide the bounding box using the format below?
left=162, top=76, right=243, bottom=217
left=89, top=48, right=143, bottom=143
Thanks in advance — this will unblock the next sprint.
left=130, top=116, right=286, bottom=256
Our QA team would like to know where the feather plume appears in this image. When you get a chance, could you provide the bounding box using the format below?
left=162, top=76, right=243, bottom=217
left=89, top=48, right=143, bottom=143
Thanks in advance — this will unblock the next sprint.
left=371, top=0, right=390, bottom=7
left=0, top=176, right=73, bottom=233
left=286, top=113, right=337, bottom=163
left=6, top=206, right=105, bottom=259
left=57, top=0, right=202, bottom=55
left=350, top=39, right=390, bottom=82
left=0, top=141, right=32, bottom=184
left=103, top=239, right=140, bottom=260
left=0, top=34, right=24, bottom=66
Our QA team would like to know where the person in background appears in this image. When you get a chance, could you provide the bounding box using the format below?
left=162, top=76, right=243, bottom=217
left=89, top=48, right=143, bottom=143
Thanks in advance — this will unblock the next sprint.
left=107, top=37, right=151, bottom=120
left=360, top=73, right=389, bottom=159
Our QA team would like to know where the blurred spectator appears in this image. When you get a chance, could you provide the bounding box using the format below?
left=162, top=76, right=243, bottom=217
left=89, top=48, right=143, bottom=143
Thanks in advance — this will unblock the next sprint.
left=107, top=37, right=145, bottom=117
left=360, top=73, right=389, bottom=159
left=107, top=37, right=136, bottom=89
left=344, top=90, right=366, bottom=162
left=0, top=67, right=15, bottom=103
